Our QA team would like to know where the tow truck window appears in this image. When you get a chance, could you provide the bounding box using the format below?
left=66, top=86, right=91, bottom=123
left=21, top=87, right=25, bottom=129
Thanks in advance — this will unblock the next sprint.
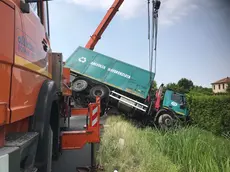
left=30, top=3, right=39, bottom=18
left=43, top=1, right=50, bottom=37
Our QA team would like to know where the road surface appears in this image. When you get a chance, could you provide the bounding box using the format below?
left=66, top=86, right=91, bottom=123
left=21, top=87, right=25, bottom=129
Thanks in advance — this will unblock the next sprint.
left=52, top=116, right=107, bottom=172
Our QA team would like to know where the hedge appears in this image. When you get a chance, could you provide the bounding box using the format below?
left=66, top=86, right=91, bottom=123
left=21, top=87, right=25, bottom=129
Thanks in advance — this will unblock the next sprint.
left=187, top=94, right=230, bottom=135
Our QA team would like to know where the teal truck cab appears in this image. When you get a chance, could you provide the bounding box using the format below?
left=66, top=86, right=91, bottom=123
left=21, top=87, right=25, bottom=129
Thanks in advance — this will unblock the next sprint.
left=153, top=86, right=189, bottom=129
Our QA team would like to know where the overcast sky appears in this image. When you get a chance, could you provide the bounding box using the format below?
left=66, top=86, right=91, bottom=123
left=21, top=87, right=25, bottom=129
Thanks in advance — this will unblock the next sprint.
left=49, top=0, right=230, bottom=87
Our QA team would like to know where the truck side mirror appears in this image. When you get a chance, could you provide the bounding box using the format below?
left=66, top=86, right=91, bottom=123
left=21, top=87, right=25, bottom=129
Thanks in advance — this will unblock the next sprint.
left=20, top=1, right=30, bottom=13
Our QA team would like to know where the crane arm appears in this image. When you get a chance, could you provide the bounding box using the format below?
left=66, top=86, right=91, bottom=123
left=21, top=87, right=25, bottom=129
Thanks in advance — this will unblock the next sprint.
left=85, top=0, right=124, bottom=50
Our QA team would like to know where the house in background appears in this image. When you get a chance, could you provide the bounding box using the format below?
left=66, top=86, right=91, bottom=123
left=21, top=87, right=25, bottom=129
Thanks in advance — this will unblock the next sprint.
left=211, top=77, right=230, bottom=93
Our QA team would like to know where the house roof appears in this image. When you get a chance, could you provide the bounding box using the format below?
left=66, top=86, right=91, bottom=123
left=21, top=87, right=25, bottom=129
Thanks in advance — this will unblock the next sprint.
left=211, top=77, right=230, bottom=84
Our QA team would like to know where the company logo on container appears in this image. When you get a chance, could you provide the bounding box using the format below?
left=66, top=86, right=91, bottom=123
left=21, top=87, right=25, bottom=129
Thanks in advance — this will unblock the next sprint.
left=78, top=57, right=86, bottom=63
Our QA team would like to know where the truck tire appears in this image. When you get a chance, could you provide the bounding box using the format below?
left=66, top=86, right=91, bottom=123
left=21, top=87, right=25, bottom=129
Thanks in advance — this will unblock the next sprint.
left=72, top=79, right=88, bottom=92
left=30, top=80, right=58, bottom=171
left=90, top=85, right=110, bottom=116
left=157, top=113, right=175, bottom=130
left=89, top=85, right=109, bottom=100
left=47, top=126, right=53, bottom=172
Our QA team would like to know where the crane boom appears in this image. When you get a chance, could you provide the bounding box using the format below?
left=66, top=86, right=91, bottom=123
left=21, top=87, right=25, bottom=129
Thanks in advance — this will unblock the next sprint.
left=85, top=0, right=124, bottom=50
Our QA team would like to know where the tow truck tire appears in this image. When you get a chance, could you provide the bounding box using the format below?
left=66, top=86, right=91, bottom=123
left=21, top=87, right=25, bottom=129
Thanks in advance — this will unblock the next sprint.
left=47, top=126, right=53, bottom=172
left=72, top=79, right=88, bottom=92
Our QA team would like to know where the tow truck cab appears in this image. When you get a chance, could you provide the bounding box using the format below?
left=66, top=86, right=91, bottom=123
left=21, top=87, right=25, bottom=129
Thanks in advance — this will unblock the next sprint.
left=0, top=0, right=53, bottom=171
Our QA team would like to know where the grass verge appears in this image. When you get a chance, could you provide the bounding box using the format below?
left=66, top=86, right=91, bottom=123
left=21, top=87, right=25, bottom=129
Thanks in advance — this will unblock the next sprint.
left=97, top=116, right=230, bottom=172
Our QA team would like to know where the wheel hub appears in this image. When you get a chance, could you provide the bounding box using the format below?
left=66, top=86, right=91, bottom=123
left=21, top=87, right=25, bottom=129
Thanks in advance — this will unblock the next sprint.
left=158, top=114, right=174, bottom=129
left=73, top=80, right=88, bottom=92
left=95, top=90, right=102, bottom=96
left=165, top=118, right=172, bottom=126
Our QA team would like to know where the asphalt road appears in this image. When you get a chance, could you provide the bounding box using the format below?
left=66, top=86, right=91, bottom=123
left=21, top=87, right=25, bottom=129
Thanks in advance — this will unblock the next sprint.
left=52, top=116, right=107, bottom=172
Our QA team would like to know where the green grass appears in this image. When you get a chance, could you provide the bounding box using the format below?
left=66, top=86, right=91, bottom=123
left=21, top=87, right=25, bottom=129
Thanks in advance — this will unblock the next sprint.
left=97, top=116, right=230, bottom=172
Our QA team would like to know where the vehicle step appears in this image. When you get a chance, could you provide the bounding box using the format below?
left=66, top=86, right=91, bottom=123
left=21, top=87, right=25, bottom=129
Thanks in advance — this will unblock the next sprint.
left=61, top=127, right=85, bottom=131
left=5, top=132, right=39, bottom=172
left=20, top=167, right=38, bottom=172
left=5, top=132, right=39, bottom=147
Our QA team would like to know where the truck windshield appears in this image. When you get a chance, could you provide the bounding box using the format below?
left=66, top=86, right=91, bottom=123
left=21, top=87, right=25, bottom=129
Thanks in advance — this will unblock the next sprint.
left=171, top=93, right=182, bottom=104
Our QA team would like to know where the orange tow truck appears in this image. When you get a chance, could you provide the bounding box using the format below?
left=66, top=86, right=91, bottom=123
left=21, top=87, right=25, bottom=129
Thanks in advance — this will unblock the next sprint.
left=0, top=0, right=110, bottom=171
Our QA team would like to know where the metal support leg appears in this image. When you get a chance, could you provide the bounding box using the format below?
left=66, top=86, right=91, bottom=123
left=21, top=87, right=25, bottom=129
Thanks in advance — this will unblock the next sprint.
left=75, top=143, right=97, bottom=172
left=91, top=143, right=96, bottom=170
left=67, top=97, right=71, bottom=129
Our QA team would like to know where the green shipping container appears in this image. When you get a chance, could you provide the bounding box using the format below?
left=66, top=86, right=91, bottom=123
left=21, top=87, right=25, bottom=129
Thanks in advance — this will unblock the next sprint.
left=65, top=46, right=155, bottom=99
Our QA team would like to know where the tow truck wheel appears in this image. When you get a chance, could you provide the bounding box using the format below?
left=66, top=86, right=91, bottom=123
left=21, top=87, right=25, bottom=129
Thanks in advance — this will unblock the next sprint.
left=158, top=113, right=175, bottom=130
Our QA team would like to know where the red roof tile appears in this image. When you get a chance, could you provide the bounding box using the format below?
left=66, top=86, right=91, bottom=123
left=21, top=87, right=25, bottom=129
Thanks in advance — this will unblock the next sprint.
left=212, top=77, right=230, bottom=84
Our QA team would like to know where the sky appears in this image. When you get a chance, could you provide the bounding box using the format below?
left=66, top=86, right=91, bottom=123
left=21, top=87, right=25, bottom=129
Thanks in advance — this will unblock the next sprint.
left=49, top=0, right=230, bottom=87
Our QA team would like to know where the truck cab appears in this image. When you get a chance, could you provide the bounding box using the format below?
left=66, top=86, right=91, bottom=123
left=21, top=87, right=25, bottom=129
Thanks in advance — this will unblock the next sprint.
left=154, top=89, right=189, bottom=129
left=163, top=90, right=188, bottom=117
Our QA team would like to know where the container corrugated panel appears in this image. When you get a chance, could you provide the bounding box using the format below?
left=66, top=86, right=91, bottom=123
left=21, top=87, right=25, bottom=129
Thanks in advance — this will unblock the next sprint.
left=65, top=46, right=155, bottom=99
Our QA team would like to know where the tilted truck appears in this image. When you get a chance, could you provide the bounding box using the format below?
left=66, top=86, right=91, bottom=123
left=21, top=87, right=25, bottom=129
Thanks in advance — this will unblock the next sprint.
left=0, top=0, right=189, bottom=171
left=0, top=0, right=102, bottom=172
left=65, top=47, right=190, bottom=128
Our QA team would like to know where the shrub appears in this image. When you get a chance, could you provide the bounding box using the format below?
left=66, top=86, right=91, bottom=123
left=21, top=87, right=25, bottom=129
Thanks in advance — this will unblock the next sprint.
left=97, top=117, right=230, bottom=172
left=97, top=116, right=179, bottom=172
left=187, top=94, right=230, bottom=135
left=149, top=127, right=230, bottom=172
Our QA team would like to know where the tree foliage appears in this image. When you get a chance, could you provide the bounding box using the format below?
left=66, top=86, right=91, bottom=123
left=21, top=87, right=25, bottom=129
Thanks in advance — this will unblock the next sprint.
left=189, top=86, right=213, bottom=96
left=164, top=83, right=188, bottom=94
left=152, top=80, right=157, bottom=90
left=164, top=78, right=213, bottom=95
left=178, top=78, right=194, bottom=91
left=227, top=82, right=230, bottom=93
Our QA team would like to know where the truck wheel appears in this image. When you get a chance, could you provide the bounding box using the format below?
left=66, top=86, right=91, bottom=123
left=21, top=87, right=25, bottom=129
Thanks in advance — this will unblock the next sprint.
left=157, top=113, right=175, bottom=130
left=89, top=85, right=109, bottom=100
left=36, top=125, right=53, bottom=172
left=72, top=79, right=88, bottom=92
left=47, top=126, right=53, bottom=172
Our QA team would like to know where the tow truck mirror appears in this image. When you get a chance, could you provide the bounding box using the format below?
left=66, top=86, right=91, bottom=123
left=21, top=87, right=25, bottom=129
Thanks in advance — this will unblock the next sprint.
left=20, top=1, right=30, bottom=13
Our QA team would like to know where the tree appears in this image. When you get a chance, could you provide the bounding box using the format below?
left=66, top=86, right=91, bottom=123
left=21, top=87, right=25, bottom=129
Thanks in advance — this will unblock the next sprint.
left=227, top=82, right=230, bottom=93
left=178, top=78, right=194, bottom=91
left=165, top=82, right=188, bottom=94
left=166, top=83, right=179, bottom=91
left=152, top=80, right=157, bottom=89
left=190, top=85, right=213, bottom=96
left=150, top=80, right=157, bottom=95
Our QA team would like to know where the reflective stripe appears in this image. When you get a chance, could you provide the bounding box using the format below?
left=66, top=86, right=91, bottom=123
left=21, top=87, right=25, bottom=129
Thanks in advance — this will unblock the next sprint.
left=92, top=118, right=98, bottom=126
left=92, top=106, right=98, bottom=116
left=176, top=111, right=185, bottom=116
left=15, top=55, right=52, bottom=78
left=0, top=154, right=9, bottom=172
left=92, top=106, right=98, bottom=126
